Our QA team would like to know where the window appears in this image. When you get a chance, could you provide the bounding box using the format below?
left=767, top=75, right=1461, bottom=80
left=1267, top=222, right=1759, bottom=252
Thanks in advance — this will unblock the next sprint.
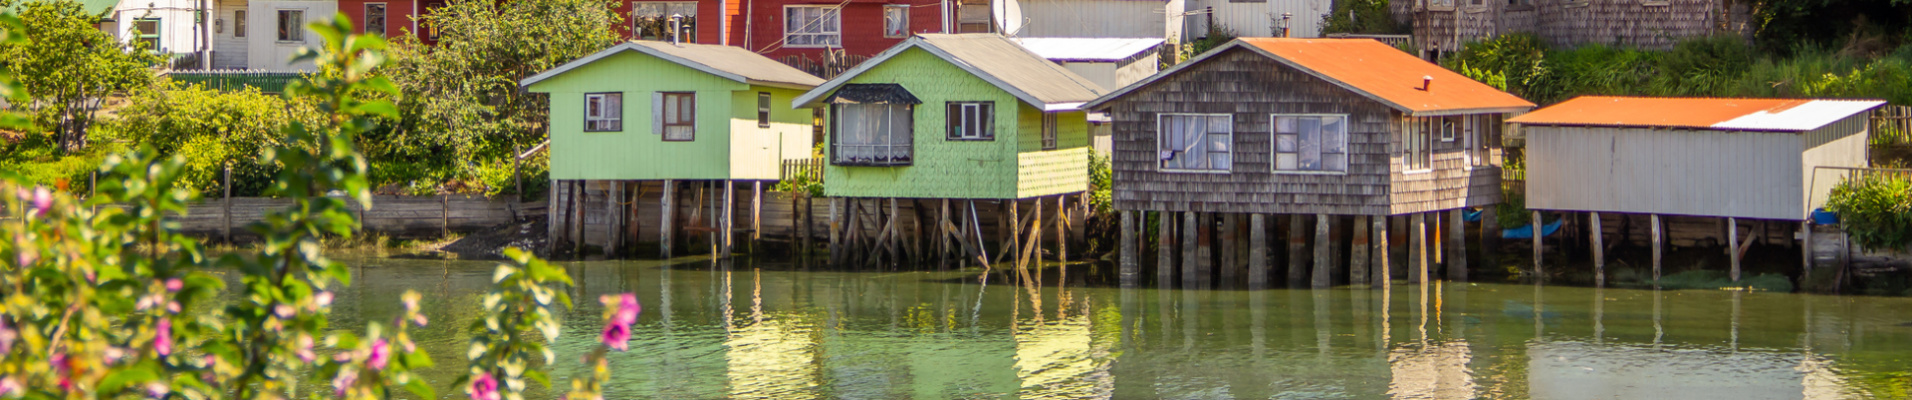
left=956, top=0, right=991, bottom=33
left=946, top=102, right=994, bottom=140
left=1404, top=117, right=1433, bottom=171
left=364, top=4, right=386, bottom=36
left=133, top=18, right=161, bottom=52
left=883, top=5, right=908, bottom=38
left=1274, top=115, right=1348, bottom=173
left=832, top=103, right=913, bottom=166
left=1158, top=114, right=1231, bottom=172
left=633, top=2, right=696, bottom=42
left=585, top=93, right=623, bottom=132
left=785, top=6, right=840, bottom=47
left=234, top=10, right=246, bottom=37
left=1041, top=114, right=1063, bottom=150
left=1468, top=114, right=1497, bottom=168
left=658, top=92, right=695, bottom=140
left=276, top=10, right=303, bottom=41
left=757, top=92, right=771, bottom=128
left=1440, top=117, right=1457, bottom=142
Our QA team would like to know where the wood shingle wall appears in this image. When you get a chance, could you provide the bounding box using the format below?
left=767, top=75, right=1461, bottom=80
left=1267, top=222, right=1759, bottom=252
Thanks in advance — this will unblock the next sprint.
left=1406, top=0, right=1753, bottom=54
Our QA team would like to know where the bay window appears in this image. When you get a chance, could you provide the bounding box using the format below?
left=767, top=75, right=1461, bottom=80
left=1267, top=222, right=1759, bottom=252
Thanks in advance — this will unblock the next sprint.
left=833, top=103, right=913, bottom=166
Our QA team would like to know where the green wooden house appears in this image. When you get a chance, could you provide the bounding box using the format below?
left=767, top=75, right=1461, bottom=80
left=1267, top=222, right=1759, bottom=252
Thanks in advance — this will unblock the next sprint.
left=792, top=34, right=1106, bottom=267
left=520, top=40, right=825, bottom=259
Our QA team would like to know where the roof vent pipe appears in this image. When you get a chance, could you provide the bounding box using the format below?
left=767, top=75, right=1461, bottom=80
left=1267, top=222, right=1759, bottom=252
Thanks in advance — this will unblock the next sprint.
left=1420, top=75, right=1433, bottom=91
left=1281, top=13, right=1292, bottom=37
left=669, top=14, right=683, bottom=45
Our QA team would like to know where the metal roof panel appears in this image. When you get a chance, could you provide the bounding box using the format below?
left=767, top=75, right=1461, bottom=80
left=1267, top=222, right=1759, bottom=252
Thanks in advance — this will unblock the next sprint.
left=1508, top=96, right=1886, bottom=132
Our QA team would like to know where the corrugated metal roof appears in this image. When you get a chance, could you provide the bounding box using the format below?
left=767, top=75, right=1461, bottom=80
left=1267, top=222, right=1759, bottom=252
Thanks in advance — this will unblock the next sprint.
left=520, top=40, right=825, bottom=90
left=1009, top=37, right=1164, bottom=62
left=795, top=34, right=1107, bottom=111
left=1507, top=96, right=1887, bottom=132
left=1087, top=38, right=1535, bottom=115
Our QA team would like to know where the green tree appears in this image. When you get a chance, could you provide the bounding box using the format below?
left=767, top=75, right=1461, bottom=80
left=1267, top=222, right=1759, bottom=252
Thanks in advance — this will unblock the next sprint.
left=1319, top=0, right=1402, bottom=36
left=377, top=0, right=622, bottom=195
left=0, top=0, right=156, bottom=154
left=111, top=80, right=327, bottom=197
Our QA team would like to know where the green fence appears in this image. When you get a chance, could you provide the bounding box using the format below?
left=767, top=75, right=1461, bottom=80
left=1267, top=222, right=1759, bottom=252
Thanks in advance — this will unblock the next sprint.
left=165, top=70, right=303, bottom=94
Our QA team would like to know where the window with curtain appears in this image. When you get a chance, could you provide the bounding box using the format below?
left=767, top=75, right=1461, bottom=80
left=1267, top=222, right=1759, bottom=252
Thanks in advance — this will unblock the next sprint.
left=1404, top=117, right=1432, bottom=170
left=947, top=102, right=993, bottom=140
left=633, top=2, right=696, bottom=42
left=1274, top=115, right=1347, bottom=172
left=757, top=92, right=771, bottom=128
left=883, top=5, right=908, bottom=37
left=1041, top=113, right=1057, bottom=150
left=833, top=103, right=914, bottom=166
left=784, top=6, right=840, bottom=47
left=1158, top=114, right=1231, bottom=172
left=365, top=3, right=386, bottom=36
left=276, top=10, right=303, bottom=41
left=585, top=93, right=622, bottom=132
left=661, top=92, right=694, bottom=140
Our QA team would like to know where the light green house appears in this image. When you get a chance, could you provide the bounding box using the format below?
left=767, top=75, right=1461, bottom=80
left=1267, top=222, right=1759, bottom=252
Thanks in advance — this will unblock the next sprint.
left=522, top=40, right=825, bottom=181
left=793, top=34, right=1105, bottom=200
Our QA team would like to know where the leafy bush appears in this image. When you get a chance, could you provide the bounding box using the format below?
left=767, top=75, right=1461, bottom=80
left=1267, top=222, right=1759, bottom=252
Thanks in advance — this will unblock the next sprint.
left=1826, top=174, right=1912, bottom=250
left=110, top=80, right=325, bottom=197
left=1171, top=25, right=1238, bottom=67
left=1318, top=0, right=1402, bottom=36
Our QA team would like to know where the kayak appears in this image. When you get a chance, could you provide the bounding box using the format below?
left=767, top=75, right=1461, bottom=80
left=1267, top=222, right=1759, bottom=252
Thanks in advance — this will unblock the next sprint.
left=1502, top=218, right=1562, bottom=239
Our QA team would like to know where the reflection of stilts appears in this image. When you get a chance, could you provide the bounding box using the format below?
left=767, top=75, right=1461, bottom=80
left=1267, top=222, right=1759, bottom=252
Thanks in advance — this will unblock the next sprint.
left=1593, top=286, right=1605, bottom=344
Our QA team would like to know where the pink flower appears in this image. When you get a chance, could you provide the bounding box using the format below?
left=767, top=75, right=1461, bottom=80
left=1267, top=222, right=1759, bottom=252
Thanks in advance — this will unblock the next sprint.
left=30, top=187, right=50, bottom=217
left=469, top=373, right=500, bottom=400
left=412, top=313, right=429, bottom=327
left=332, top=367, right=358, bottom=397
left=0, top=317, right=14, bottom=354
left=155, top=318, right=173, bottom=356
left=315, top=291, right=334, bottom=307
left=366, top=339, right=390, bottom=371
left=297, top=335, right=316, bottom=363
left=145, top=382, right=169, bottom=398
left=274, top=304, right=295, bottom=319
left=615, top=293, right=640, bottom=327
left=599, top=293, right=641, bottom=351
left=601, top=320, right=631, bottom=351
left=165, top=278, right=182, bottom=292
left=0, top=377, right=18, bottom=397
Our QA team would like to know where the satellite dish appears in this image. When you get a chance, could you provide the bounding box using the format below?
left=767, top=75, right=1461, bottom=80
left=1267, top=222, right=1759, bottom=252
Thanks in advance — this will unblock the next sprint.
left=994, top=0, right=1024, bottom=36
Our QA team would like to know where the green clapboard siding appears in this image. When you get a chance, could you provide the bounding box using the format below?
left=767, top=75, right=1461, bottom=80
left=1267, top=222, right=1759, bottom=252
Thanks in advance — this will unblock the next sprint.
left=823, top=48, right=1090, bottom=199
left=529, top=51, right=815, bottom=181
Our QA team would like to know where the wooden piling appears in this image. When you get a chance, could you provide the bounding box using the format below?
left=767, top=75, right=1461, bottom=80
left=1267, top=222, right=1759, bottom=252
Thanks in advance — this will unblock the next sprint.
left=1480, top=207, right=1499, bottom=276
left=1288, top=214, right=1306, bottom=287
left=752, top=181, right=762, bottom=254
left=827, top=197, right=840, bottom=265
left=1249, top=214, right=1268, bottom=288
left=1313, top=214, right=1332, bottom=288
left=1651, top=214, right=1663, bottom=284
left=1351, top=215, right=1370, bottom=287
left=1183, top=211, right=1199, bottom=287
left=1410, top=213, right=1425, bottom=284
left=1449, top=208, right=1466, bottom=281
left=1158, top=211, right=1176, bottom=285
left=723, top=180, right=735, bottom=258
left=1372, top=215, right=1389, bottom=288
left=605, top=181, right=618, bottom=257
left=1057, top=195, right=1068, bottom=265
left=661, top=180, right=675, bottom=259
left=1196, top=212, right=1212, bottom=288
left=1532, top=211, right=1543, bottom=280
left=1221, top=213, right=1239, bottom=284
left=1120, top=211, right=1138, bottom=284
left=573, top=181, right=585, bottom=258
left=1008, top=200, right=1021, bottom=270
left=1591, top=211, right=1605, bottom=287
left=1728, top=217, right=1740, bottom=282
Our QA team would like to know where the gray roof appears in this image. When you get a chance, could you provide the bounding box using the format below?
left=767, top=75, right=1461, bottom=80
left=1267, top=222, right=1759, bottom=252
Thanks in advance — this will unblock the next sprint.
left=520, top=41, right=825, bottom=90
left=795, top=34, right=1106, bottom=111
left=1010, top=37, right=1165, bottom=62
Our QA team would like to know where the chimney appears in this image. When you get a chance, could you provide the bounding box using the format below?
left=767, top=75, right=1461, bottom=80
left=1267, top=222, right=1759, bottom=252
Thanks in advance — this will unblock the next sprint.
left=1281, top=13, right=1292, bottom=37
left=1420, top=75, right=1433, bottom=91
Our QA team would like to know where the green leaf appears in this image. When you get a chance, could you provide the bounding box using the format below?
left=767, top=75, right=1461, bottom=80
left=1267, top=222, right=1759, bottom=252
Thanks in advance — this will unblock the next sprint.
left=404, top=377, right=437, bottom=399
left=96, top=364, right=160, bottom=394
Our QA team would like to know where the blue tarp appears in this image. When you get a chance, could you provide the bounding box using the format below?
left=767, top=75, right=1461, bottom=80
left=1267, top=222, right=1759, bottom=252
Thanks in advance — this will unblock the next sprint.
left=1502, top=218, right=1563, bottom=239
left=1463, top=208, right=1484, bottom=222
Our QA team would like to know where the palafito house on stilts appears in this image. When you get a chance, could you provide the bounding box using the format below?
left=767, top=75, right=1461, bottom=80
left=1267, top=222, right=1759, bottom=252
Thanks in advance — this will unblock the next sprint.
left=1510, top=96, right=1884, bottom=286
left=792, top=33, right=1106, bottom=272
left=1083, top=37, right=1536, bottom=289
left=520, top=40, right=825, bottom=259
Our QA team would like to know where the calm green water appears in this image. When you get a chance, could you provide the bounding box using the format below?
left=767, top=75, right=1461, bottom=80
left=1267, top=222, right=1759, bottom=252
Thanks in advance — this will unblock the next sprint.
left=319, top=253, right=1912, bottom=399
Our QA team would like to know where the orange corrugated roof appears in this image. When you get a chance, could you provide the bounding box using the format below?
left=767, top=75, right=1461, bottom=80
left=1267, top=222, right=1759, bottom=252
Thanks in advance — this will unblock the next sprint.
left=1506, top=96, right=1813, bottom=129
left=1239, top=38, right=1535, bottom=115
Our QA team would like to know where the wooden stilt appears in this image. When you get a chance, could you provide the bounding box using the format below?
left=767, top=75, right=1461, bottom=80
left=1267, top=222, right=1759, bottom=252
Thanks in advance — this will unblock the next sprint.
left=1008, top=200, right=1021, bottom=271
left=1449, top=208, right=1466, bottom=281
left=1799, top=220, right=1812, bottom=275
left=723, top=180, right=735, bottom=258
left=1351, top=215, right=1370, bottom=287
left=1120, top=210, right=1138, bottom=285
left=661, top=180, right=675, bottom=259
left=802, top=194, right=814, bottom=258
left=938, top=199, right=951, bottom=263
left=1183, top=211, right=1199, bottom=288
left=1158, top=211, right=1175, bottom=285
left=789, top=190, right=801, bottom=255
left=1221, top=213, right=1239, bottom=284
left=828, top=197, right=841, bottom=265
left=1591, top=211, right=1605, bottom=286
left=1532, top=211, right=1543, bottom=280
left=970, top=200, right=989, bottom=266
left=1651, top=214, right=1663, bottom=285
left=911, top=199, right=929, bottom=264
left=1480, top=207, right=1499, bottom=277
left=1372, top=215, right=1389, bottom=288
left=1288, top=214, right=1307, bottom=287
left=1313, top=213, right=1332, bottom=288
left=1057, top=196, right=1068, bottom=265
left=1250, top=214, right=1268, bottom=288
left=752, top=181, right=762, bottom=254
left=574, top=180, right=586, bottom=258
left=888, top=198, right=900, bottom=268
left=1431, top=211, right=1443, bottom=267
left=1729, top=217, right=1742, bottom=282
left=549, top=181, right=563, bottom=257
left=1410, top=213, right=1425, bottom=284
left=606, top=181, right=619, bottom=257
left=1196, top=212, right=1212, bottom=288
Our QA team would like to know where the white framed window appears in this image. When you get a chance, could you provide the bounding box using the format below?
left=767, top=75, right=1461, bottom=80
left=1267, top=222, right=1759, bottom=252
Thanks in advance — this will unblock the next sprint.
left=1467, top=114, right=1497, bottom=168
left=1041, top=113, right=1057, bottom=150
left=276, top=10, right=304, bottom=42
left=1158, top=114, right=1231, bottom=173
left=585, top=93, right=623, bottom=132
left=883, top=4, right=908, bottom=38
left=132, top=18, right=161, bottom=52
left=1440, top=117, right=1457, bottom=142
left=946, top=101, right=994, bottom=140
left=832, top=103, right=913, bottom=166
left=784, top=5, right=840, bottom=47
left=1403, top=116, right=1433, bottom=172
left=757, top=92, right=772, bottom=128
left=235, top=10, right=246, bottom=37
left=657, top=92, right=695, bottom=141
left=633, top=2, right=696, bottom=42
left=364, top=3, right=386, bottom=36
left=1273, top=114, right=1348, bottom=173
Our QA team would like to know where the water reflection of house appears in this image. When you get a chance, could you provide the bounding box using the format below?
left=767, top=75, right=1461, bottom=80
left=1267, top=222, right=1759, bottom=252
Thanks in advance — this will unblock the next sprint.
left=1012, top=304, right=1118, bottom=398
left=725, top=315, right=824, bottom=399
left=1527, top=341, right=1841, bottom=399
left=1387, top=340, right=1477, bottom=399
